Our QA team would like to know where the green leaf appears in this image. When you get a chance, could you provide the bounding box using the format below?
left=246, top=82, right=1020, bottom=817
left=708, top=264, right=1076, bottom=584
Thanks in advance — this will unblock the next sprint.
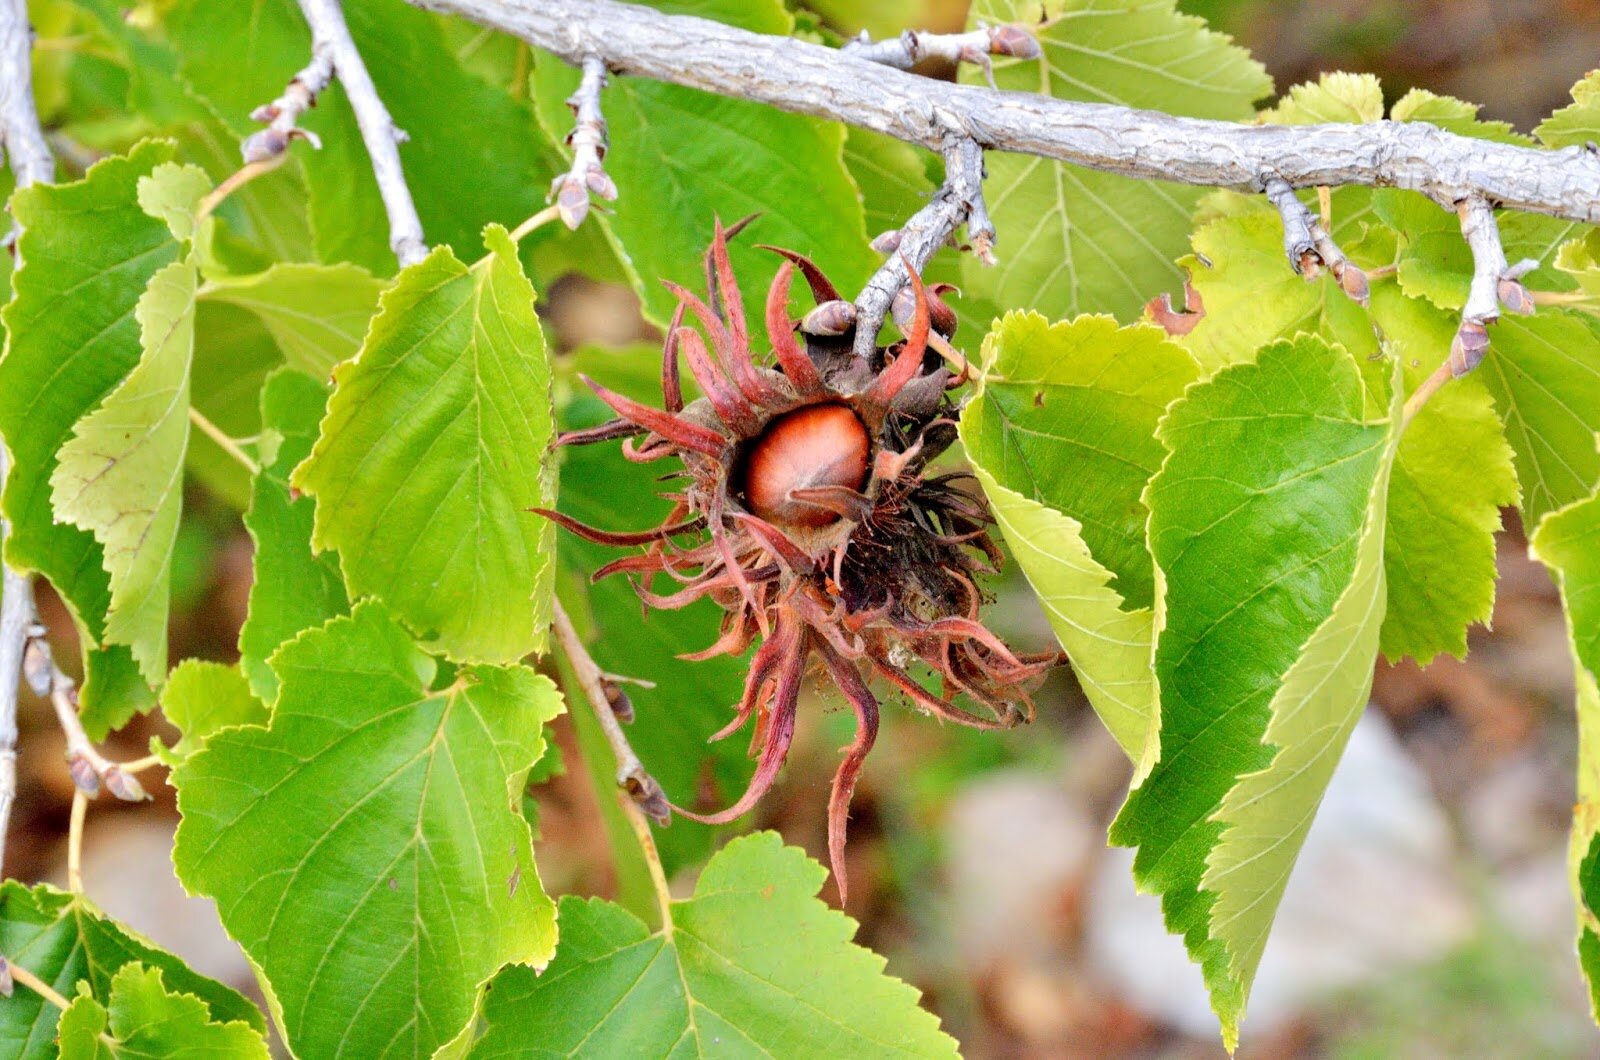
left=186, top=302, right=283, bottom=509
left=1172, top=196, right=1520, bottom=663
left=0, top=882, right=264, bottom=1059
left=239, top=368, right=348, bottom=704
left=1388, top=87, right=1524, bottom=144
left=0, top=141, right=179, bottom=732
left=1478, top=310, right=1600, bottom=526
left=1528, top=474, right=1600, bottom=1017
left=171, top=600, right=562, bottom=1058
left=959, top=312, right=1199, bottom=759
left=167, top=0, right=554, bottom=274
left=1537, top=70, right=1600, bottom=149
left=199, top=263, right=384, bottom=378
left=1176, top=204, right=1379, bottom=372
left=1109, top=335, right=1402, bottom=1045
left=532, top=0, right=878, bottom=329
left=959, top=0, right=1271, bottom=323
left=155, top=660, right=266, bottom=764
left=50, top=256, right=197, bottom=686
left=57, top=964, right=270, bottom=1060
left=294, top=226, right=555, bottom=664
left=1366, top=286, right=1518, bottom=662
left=467, top=832, right=957, bottom=1058
left=1261, top=71, right=1383, bottom=123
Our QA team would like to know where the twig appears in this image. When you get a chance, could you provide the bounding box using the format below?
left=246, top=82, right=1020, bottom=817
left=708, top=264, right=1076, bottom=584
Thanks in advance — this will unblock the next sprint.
left=404, top=0, right=1600, bottom=226
left=1402, top=358, right=1453, bottom=426
left=508, top=203, right=562, bottom=242
left=550, top=55, right=616, bottom=229
left=294, top=0, right=427, bottom=267
left=1263, top=176, right=1368, bottom=304
left=840, top=23, right=1039, bottom=88
left=550, top=599, right=669, bottom=824
left=241, top=46, right=334, bottom=164
left=852, top=136, right=989, bottom=358
left=0, top=0, right=55, bottom=880
left=23, top=634, right=149, bottom=803
left=1451, top=197, right=1537, bottom=376
left=66, top=788, right=85, bottom=892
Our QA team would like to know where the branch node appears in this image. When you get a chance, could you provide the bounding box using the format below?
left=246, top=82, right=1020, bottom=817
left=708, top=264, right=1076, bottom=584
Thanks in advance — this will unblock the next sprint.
left=550, top=54, right=616, bottom=230
left=1264, top=176, right=1368, bottom=305
left=841, top=21, right=1040, bottom=89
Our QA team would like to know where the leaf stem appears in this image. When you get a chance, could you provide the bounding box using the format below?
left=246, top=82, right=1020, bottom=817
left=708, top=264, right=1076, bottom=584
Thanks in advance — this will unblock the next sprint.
left=67, top=789, right=86, bottom=893
left=194, top=158, right=284, bottom=228
left=550, top=599, right=669, bottom=823
left=620, top=795, right=674, bottom=937
left=189, top=407, right=261, bottom=476
left=509, top=204, right=563, bottom=243
left=5, top=957, right=74, bottom=1010
left=1401, top=359, right=1453, bottom=427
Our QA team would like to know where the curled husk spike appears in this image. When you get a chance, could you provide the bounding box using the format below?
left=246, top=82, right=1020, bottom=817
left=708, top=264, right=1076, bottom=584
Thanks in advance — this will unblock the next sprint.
left=545, top=225, right=1060, bottom=899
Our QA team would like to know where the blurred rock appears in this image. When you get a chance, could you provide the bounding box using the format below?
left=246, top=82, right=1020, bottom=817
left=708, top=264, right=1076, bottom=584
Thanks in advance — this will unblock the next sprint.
left=53, top=816, right=253, bottom=990
left=1084, top=712, right=1471, bottom=1040
left=944, top=768, right=1098, bottom=966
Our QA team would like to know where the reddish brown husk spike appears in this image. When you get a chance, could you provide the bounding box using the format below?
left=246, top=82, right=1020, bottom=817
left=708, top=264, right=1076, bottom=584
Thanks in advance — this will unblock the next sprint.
left=543, top=228, right=1061, bottom=901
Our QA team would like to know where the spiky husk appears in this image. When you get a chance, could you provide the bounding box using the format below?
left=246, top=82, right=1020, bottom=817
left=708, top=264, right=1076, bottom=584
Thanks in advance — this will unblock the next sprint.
left=542, top=221, right=1060, bottom=901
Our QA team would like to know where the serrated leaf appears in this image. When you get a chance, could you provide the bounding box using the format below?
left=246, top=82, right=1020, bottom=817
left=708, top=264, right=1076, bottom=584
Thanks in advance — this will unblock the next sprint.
left=0, top=882, right=264, bottom=1059
left=57, top=963, right=269, bottom=1060
left=294, top=226, right=555, bottom=664
left=1177, top=205, right=1379, bottom=372
left=532, top=0, right=878, bottom=329
left=1478, top=310, right=1600, bottom=526
left=0, top=142, right=179, bottom=733
left=1388, top=87, right=1524, bottom=143
left=199, top=263, right=383, bottom=378
left=166, top=0, right=553, bottom=274
left=1261, top=72, right=1383, bottom=124
left=239, top=368, right=348, bottom=703
left=1537, top=70, right=1600, bottom=149
left=1109, top=335, right=1401, bottom=1045
left=467, top=832, right=957, bottom=1058
left=1366, top=286, right=1518, bottom=662
left=50, top=256, right=197, bottom=685
left=154, top=660, right=266, bottom=765
left=1529, top=473, right=1600, bottom=1017
left=959, top=312, right=1198, bottom=759
left=554, top=344, right=754, bottom=874
left=1173, top=196, right=1519, bottom=663
left=959, top=0, right=1270, bottom=323
left=171, top=600, right=562, bottom=1058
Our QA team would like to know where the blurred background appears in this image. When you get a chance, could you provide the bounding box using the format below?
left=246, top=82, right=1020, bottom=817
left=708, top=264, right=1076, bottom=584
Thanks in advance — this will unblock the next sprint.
left=8, top=1, right=1600, bottom=1056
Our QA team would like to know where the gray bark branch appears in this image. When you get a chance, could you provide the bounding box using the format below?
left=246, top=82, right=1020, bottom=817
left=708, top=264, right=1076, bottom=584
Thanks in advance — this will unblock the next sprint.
left=0, top=0, right=53, bottom=878
left=296, top=0, right=428, bottom=267
left=406, top=0, right=1600, bottom=227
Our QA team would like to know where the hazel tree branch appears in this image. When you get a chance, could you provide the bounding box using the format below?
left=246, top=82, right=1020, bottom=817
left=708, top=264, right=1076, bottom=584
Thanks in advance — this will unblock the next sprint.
left=550, top=599, right=670, bottom=825
left=1449, top=196, right=1538, bottom=376
left=840, top=23, right=1041, bottom=87
left=22, top=635, right=150, bottom=804
left=0, top=0, right=55, bottom=879
left=852, top=137, right=989, bottom=358
left=405, top=0, right=1600, bottom=228
left=1263, top=176, right=1369, bottom=305
left=551, top=55, right=617, bottom=230
left=291, top=0, right=428, bottom=267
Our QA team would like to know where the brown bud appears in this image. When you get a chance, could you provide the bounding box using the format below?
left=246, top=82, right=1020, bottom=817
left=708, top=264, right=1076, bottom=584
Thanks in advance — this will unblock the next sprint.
left=1497, top=277, right=1535, bottom=315
left=553, top=175, right=590, bottom=230
left=800, top=300, right=858, bottom=336
left=870, top=229, right=903, bottom=255
left=584, top=165, right=618, bottom=202
left=604, top=682, right=634, bottom=724
left=103, top=766, right=150, bottom=803
left=21, top=637, right=52, bottom=698
left=891, top=283, right=959, bottom=337
left=1449, top=320, right=1491, bottom=376
left=989, top=24, right=1042, bottom=60
left=1337, top=263, right=1371, bottom=306
left=67, top=752, right=100, bottom=797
